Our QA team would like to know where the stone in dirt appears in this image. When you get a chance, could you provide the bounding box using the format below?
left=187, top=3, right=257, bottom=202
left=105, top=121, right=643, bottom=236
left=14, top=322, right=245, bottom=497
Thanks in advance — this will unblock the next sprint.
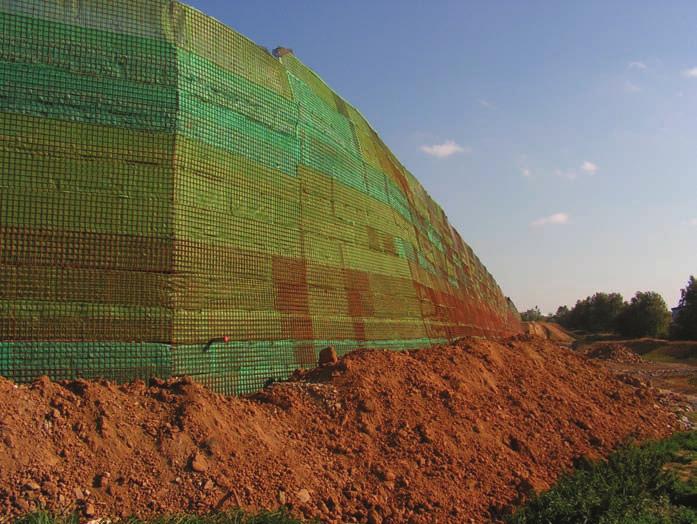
left=296, top=488, right=311, bottom=504
left=367, top=509, right=383, bottom=524
left=190, top=452, right=209, bottom=473
left=319, top=346, right=338, bottom=365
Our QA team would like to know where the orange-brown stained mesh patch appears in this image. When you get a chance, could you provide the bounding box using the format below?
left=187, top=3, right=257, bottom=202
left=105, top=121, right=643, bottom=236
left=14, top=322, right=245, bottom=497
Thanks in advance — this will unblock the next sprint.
left=344, top=268, right=373, bottom=318
left=281, top=314, right=314, bottom=341
left=352, top=319, right=366, bottom=342
left=272, top=256, right=310, bottom=315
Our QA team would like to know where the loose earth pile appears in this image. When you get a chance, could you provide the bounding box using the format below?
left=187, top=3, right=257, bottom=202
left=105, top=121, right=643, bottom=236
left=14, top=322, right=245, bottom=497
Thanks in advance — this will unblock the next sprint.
left=0, top=336, right=678, bottom=523
left=578, top=342, right=645, bottom=364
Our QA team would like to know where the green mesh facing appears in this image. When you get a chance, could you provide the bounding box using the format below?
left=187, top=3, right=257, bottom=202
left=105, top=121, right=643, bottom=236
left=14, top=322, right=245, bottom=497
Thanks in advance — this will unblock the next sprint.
left=0, top=0, right=521, bottom=394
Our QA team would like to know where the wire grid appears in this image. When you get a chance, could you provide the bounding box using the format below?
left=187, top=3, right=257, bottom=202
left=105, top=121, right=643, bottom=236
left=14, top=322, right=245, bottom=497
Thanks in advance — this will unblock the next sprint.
left=0, top=0, right=520, bottom=394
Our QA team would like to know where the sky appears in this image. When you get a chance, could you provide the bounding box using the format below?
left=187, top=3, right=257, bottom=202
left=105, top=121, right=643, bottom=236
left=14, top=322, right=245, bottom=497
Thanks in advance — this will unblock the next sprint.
left=188, top=0, right=696, bottom=314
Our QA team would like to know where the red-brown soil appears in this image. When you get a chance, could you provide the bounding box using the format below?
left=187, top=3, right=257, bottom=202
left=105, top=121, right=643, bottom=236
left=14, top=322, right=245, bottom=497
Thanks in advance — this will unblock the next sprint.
left=0, top=336, right=679, bottom=523
left=522, top=321, right=575, bottom=345
left=578, top=342, right=644, bottom=364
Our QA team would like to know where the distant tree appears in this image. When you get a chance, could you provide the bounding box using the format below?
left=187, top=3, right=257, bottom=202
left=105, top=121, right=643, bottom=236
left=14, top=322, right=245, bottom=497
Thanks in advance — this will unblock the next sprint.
left=672, top=276, right=697, bottom=340
left=521, top=306, right=544, bottom=322
left=616, top=291, right=671, bottom=338
left=589, top=292, right=625, bottom=332
left=563, top=292, right=625, bottom=332
left=553, top=305, right=571, bottom=326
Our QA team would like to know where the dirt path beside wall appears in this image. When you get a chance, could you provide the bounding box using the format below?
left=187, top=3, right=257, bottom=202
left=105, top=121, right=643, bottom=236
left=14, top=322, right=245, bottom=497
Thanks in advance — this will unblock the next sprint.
left=0, top=336, right=679, bottom=523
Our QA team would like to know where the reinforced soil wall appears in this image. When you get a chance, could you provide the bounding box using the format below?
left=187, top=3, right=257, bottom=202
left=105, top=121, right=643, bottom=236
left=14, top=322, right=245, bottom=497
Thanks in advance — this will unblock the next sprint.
left=0, top=0, right=521, bottom=393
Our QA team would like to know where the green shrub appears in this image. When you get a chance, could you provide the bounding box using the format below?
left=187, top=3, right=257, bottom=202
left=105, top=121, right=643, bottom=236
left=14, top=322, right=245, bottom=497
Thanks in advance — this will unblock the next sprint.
left=508, top=432, right=697, bottom=524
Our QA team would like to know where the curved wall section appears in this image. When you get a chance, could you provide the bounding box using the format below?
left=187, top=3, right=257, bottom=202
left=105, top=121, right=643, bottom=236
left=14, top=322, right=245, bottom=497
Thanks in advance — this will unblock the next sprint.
left=0, top=0, right=521, bottom=393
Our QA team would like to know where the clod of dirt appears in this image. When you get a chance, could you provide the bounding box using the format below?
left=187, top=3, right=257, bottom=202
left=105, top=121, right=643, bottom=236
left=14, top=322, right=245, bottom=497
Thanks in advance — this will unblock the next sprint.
left=318, top=346, right=338, bottom=366
left=0, top=337, right=679, bottom=523
left=296, top=488, right=311, bottom=504
left=367, top=508, right=383, bottom=524
left=23, top=481, right=40, bottom=492
left=190, top=452, right=209, bottom=473
left=94, top=473, right=110, bottom=488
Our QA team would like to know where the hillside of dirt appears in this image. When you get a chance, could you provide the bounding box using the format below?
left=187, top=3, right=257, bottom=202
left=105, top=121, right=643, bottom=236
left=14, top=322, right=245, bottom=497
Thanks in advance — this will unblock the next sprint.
left=523, top=321, right=575, bottom=345
left=0, top=336, right=679, bottom=523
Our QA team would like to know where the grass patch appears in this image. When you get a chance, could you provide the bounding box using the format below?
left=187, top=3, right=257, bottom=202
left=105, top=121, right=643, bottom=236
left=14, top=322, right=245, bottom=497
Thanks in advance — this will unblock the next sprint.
left=507, top=432, right=697, bottom=524
left=9, top=509, right=309, bottom=524
left=643, top=352, right=697, bottom=367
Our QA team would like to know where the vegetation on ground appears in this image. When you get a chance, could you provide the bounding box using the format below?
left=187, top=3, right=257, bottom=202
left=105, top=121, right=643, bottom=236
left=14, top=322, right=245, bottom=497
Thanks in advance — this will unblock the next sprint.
left=555, top=292, right=626, bottom=334
left=547, top=283, right=690, bottom=340
left=520, top=306, right=544, bottom=322
left=635, top=340, right=697, bottom=366
left=616, top=291, right=672, bottom=339
left=9, top=509, right=309, bottom=524
left=508, top=431, right=697, bottom=524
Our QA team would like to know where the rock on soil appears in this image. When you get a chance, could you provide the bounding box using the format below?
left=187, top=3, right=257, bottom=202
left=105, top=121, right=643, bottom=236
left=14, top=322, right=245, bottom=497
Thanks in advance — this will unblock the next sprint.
left=0, top=336, right=678, bottom=523
left=318, top=346, right=339, bottom=366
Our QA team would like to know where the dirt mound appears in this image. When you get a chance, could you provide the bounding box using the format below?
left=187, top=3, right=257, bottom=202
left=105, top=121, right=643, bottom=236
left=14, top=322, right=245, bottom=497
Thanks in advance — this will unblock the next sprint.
left=0, top=337, right=677, bottom=523
left=523, top=321, right=575, bottom=345
left=579, top=343, right=644, bottom=364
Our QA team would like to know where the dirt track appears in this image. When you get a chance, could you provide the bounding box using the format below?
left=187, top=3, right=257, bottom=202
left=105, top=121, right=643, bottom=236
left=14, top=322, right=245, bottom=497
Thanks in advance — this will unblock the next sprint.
left=0, top=336, right=679, bottom=523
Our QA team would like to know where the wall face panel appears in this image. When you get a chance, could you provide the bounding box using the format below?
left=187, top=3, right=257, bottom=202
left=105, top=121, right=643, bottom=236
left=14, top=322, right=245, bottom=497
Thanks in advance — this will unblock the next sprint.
left=0, top=0, right=521, bottom=394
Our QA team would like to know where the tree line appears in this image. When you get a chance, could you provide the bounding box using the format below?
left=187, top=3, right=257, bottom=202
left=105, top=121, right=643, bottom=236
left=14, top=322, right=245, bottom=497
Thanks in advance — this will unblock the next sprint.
left=520, top=276, right=697, bottom=340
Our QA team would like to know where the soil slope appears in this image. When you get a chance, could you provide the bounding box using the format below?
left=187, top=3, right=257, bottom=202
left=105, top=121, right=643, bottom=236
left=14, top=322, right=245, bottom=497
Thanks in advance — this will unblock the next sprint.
left=522, top=322, right=575, bottom=345
left=0, top=336, right=678, bottom=523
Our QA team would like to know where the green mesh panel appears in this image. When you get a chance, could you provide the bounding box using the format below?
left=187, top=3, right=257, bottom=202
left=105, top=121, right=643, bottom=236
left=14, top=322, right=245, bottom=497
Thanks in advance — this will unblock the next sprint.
left=0, top=0, right=521, bottom=394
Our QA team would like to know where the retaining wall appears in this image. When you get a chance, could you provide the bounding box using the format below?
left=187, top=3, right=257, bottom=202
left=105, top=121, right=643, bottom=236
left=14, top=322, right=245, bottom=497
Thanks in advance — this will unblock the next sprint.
left=0, top=0, right=521, bottom=393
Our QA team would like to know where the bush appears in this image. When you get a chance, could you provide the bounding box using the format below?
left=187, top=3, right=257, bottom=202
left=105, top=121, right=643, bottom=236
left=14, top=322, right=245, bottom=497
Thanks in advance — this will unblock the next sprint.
left=507, top=432, right=697, bottom=524
left=616, top=292, right=671, bottom=339
left=521, top=306, right=544, bottom=322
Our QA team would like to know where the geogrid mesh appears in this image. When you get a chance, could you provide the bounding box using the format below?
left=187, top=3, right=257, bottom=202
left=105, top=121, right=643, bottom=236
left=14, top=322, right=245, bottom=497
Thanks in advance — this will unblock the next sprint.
left=0, top=0, right=521, bottom=394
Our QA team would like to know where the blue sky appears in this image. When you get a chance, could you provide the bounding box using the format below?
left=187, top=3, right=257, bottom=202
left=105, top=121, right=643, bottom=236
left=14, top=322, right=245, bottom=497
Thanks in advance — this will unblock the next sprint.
left=188, top=0, right=696, bottom=313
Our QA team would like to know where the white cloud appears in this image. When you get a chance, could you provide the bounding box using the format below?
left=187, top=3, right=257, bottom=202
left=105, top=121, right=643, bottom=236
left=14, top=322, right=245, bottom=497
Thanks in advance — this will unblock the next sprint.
left=420, top=140, right=469, bottom=158
left=624, top=81, right=641, bottom=92
left=521, top=168, right=532, bottom=177
left=531, top=212, right=570, bottom=227
left=682, top=68, right=697, bottom=78
left=581, top=161, right=598, bottom=174
left=628, top=61, right=647, bottom=71
left=479, top=99, right=496, bottom=109
left=689, top=218, right=697, bottom=227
